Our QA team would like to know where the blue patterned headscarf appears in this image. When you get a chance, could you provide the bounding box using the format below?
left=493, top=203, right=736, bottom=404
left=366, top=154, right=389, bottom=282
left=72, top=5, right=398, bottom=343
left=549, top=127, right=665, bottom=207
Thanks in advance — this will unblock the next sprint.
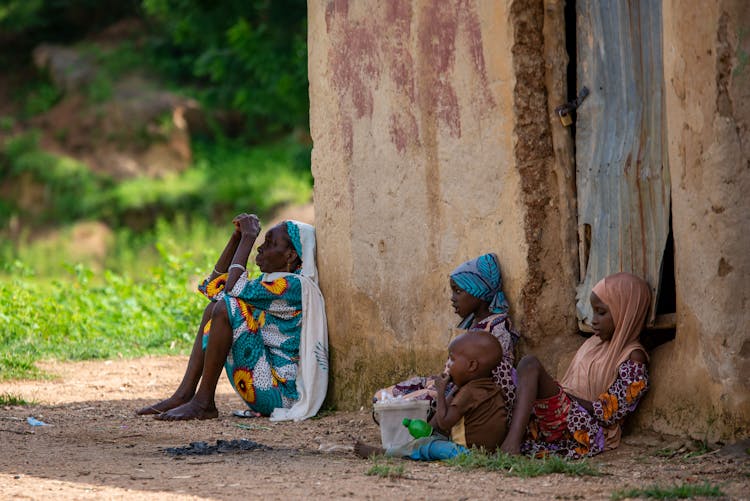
left=450, top=253, right=509, bottom=314
left=284, top=220, right=319, bottom=283
left=285, top=221, right=303, bottom=259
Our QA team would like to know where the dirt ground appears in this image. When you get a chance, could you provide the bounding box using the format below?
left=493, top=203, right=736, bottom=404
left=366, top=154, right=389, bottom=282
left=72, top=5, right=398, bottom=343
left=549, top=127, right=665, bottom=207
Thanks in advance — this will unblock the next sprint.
left=0, top=357, right=747, bottom=500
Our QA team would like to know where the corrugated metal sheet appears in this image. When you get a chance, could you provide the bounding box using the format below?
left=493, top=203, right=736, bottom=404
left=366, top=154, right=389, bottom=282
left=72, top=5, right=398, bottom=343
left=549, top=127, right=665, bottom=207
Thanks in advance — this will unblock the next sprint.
left=575, top=0, right=671, bottom=326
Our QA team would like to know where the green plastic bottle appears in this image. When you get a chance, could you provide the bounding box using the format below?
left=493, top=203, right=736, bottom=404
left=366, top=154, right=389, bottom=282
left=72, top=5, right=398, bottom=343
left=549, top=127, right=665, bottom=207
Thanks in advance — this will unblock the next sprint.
left=402, top=418, right=433, bottom=438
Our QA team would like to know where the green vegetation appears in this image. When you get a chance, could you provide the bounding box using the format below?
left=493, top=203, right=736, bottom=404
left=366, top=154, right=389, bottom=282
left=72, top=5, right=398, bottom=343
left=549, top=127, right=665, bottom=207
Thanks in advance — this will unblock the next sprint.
left=0, top=256, right=205, bottom=380
left=104, top=138, right=312, bottom=224
left=19, top=76, right=62, bottom=117
left=366, top=457, right=408, bottom=479
left=2, top=0, right=308, bottom=137
left=142, top=0, right=308, bottom=137
left=0, top=130, right=311, bottom=231
left=0, top=130, right=102, bottom=226
left=0, top=0, right=313, bottom=380
left=0, top=392, right=33, bottom=406
left=0, top=116, right=15, bottom=131
left=611, top=482, right=725, bottom=500
left=653, top=440, right=714, bottom=460
left=447, top=450, right=600, bottom=478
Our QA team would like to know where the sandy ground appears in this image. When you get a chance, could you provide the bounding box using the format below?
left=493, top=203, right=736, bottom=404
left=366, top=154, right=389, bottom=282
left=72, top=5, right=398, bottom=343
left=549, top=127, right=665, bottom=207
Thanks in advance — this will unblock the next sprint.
left=0, top=356, right=747, bottom=500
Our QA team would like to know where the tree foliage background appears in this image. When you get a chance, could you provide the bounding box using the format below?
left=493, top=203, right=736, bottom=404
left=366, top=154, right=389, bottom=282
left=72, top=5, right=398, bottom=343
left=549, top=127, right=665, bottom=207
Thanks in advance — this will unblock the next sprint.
left=0, top=0, right=309, bottom=138
left=0, top=0, right=312, bottom=376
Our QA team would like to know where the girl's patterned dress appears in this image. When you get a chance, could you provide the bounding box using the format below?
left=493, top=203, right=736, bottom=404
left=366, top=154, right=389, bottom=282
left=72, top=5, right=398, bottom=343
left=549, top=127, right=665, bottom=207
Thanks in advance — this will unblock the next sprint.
left=491, top=359, right=649, bottom=459
left=199, top=272, right=303, bottom=416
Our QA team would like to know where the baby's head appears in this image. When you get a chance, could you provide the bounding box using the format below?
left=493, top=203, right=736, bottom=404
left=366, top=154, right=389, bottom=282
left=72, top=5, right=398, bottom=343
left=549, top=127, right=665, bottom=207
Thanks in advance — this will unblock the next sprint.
left=445, top=330, right=503, bottom=386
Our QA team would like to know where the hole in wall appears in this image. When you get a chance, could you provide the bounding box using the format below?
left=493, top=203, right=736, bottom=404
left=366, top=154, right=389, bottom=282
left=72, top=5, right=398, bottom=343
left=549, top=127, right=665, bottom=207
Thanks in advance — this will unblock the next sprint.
left=642, top=213, right=676, bottom=350
left=580, top=223, right=592, bottom=277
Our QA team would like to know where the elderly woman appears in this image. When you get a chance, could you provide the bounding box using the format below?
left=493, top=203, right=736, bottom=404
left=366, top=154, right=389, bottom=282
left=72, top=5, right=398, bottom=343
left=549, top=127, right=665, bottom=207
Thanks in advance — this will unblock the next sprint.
left=137, top=213, right=328, bottom=421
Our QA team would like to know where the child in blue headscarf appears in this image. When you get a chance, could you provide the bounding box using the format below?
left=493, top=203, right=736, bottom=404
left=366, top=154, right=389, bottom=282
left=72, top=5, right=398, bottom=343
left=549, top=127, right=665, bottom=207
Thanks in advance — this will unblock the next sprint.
left=373, top=253, right=520, bottom=408
left=449, top=253, right=518, bottom=363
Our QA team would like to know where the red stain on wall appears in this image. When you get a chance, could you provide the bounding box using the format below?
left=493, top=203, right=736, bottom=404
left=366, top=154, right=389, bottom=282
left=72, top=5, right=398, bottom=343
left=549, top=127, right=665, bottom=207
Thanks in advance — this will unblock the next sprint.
left=325, top=0, right=497, bottom=156
left=341, top=115, right=353, bottom=160
left=389, top=110, right=420, bottom=153
left=417, top=3, right=461, bottom=138
left=331, top=24, right=380, bottom=119
left=325, top=0, right=349, bottom=33
left=459, top=0, right=495, bottom=109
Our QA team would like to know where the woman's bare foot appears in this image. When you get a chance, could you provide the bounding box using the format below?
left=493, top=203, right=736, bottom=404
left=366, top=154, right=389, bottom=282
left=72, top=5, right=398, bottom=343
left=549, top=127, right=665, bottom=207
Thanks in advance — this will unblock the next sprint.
left=153, top=399, right=218, bottom=421
left=354, top=440, right=385, bottom=459
left=136, top=395, right=191, bottom=416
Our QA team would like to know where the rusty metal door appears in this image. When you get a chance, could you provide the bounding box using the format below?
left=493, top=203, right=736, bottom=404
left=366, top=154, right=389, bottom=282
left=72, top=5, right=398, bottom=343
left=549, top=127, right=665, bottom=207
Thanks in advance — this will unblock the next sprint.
left=575, top=0, right=670, bottom=327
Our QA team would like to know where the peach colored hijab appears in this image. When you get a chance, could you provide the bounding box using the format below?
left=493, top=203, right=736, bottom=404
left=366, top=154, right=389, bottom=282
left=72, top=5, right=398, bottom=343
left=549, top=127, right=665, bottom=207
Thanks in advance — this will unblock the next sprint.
left=560, top=273, right=651, bottom=448
left=561, top=273, right=651, bottom=400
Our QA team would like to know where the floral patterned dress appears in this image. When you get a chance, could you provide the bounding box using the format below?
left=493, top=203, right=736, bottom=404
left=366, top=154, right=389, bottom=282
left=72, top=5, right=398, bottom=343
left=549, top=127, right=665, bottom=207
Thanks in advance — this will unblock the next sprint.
left=199, top=272, right=303, bottom=416
left=492, top=359, right=649, bottom=459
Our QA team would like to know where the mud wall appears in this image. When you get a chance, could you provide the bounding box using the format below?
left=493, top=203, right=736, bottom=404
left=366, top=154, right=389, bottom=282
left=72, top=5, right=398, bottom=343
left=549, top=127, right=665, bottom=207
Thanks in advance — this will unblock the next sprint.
left=308, top=0, right=578, bottom=407
left=632, top=0, right=750, bottom=440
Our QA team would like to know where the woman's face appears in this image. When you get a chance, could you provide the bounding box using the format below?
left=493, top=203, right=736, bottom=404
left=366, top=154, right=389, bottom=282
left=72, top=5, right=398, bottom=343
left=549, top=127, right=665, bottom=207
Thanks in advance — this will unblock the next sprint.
left=450, top=279, right=483, bottom=318
left=255, top=225, right=296, bottom=273
left=590, top=291, right=615, bottom=341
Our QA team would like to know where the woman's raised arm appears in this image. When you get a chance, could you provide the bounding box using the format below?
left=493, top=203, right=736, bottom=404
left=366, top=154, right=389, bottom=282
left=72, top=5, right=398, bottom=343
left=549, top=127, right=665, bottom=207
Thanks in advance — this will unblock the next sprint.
left=225, top=214, right=261, bottom=290
left=209, top=224, right=242, bottom=279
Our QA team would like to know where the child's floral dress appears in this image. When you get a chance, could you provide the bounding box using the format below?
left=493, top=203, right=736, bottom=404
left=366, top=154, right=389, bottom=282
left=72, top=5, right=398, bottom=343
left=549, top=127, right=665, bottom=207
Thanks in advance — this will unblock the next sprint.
left=492, top=359, right=649, bottom=459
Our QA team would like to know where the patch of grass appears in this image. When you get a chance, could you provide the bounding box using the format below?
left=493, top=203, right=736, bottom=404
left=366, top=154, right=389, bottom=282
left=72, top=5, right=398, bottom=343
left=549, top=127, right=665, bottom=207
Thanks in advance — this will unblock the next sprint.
left=446, top=449, right=600, bottom=478
left=366, top=457, right=407, bottom=479
left=611, top=482, right=725, bottom=500
left=0, top=254, right=210, bottom=380
left=96, top=137, right=312, bottom=229
left=0, top=353, right=45, bottom=381
left=0, top=392, right=33, bottom=406
left=683, top=440, right=713, bottom=459
left=186, top=137, right=313, bottom=217
left=1, top=127, right=312, bottom=236
left=653, top=447, right=676, bottom=458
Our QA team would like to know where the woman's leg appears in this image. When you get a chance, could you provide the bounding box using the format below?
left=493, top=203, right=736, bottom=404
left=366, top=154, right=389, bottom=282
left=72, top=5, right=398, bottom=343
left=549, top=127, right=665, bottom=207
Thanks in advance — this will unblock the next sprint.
left=156, top=300, right=234, bottom=420
left=500, top=355, right=559, bottom=454
left=136, top=302, right=215, bottom=415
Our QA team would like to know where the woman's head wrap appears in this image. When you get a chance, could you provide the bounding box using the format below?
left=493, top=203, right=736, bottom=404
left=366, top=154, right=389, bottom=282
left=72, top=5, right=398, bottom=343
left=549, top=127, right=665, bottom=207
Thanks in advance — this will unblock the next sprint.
left=284, top=220, right=318, bottom=283
left=285, top=221, right=303, bottom=258
left=450, top=253, right=509, bottom=314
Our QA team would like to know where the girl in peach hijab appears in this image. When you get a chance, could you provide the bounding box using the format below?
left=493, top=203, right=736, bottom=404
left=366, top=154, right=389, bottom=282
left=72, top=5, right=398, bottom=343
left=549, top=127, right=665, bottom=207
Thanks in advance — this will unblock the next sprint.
left=498, top=272, right=651, bottom=458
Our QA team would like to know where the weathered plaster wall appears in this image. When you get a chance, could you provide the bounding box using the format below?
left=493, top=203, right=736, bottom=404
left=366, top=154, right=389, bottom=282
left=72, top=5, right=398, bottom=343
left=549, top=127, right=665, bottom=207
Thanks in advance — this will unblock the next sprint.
left=633, top=0, right=750, bottom=440
left=309, top=0, right=578, bottom=407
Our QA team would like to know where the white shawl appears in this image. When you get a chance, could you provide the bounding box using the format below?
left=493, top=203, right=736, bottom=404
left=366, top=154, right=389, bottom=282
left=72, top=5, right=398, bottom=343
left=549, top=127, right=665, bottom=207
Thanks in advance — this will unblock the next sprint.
left=269, top=221, right=329, bottom=421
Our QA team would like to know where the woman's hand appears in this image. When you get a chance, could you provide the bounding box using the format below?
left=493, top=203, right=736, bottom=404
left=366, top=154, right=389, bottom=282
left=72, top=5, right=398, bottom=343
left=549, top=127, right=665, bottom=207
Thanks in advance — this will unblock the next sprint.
left=233, top=213, right=261, bottom=239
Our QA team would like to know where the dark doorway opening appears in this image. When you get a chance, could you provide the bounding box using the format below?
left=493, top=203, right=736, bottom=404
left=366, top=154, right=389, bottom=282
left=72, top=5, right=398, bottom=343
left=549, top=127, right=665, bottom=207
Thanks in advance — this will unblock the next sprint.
left=643, top=214, right=677, bottom=349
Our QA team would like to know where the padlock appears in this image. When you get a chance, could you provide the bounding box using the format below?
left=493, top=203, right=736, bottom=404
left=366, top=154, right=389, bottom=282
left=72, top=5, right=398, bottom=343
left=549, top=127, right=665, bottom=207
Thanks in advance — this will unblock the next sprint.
left=557, top=109, right=573, bottom=127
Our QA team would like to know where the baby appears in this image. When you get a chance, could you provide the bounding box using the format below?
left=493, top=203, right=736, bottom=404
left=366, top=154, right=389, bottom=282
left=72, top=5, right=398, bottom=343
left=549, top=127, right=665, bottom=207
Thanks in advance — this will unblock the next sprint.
left=357, top=330, right=507, bottom=460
